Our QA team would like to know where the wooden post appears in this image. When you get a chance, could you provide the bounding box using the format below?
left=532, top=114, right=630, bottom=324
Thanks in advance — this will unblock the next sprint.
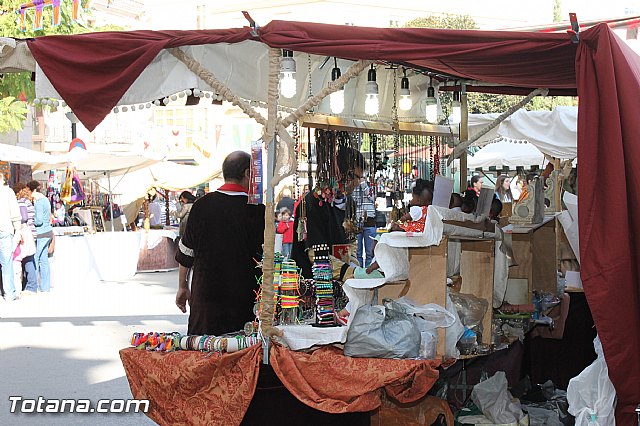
left=459, top=84, right=469, bottom=191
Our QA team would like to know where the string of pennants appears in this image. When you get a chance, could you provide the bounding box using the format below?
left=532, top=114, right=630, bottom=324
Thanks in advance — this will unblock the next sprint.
left=17, top=0, right=83, bottom=31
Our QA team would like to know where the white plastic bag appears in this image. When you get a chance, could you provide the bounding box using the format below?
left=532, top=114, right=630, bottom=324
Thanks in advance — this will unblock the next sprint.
left=394, top=296, right=457, bottom=329
left=567, top=336, right=617, bottom=426
left=471, top=371, right=525, bottom=424
left=344, top=304, right=421, bottom=359
left=445, top=292, right=464, bottom=359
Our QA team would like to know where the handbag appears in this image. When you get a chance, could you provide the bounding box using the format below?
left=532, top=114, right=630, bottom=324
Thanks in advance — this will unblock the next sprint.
left=20, top=224, right=36, bottom=257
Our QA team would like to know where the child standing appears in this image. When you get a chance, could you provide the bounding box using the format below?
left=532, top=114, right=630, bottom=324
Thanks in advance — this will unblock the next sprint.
left=276, top=208, right=294, bottom=258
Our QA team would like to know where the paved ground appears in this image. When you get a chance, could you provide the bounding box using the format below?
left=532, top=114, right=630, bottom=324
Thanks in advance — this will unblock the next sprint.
left=0, top=270, right=186, bottom=426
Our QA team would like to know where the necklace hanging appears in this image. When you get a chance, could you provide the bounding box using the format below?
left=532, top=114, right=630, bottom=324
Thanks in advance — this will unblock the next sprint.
left=429, top=136, right=435, bottom=180
left=434, top=135, right=440, bottom=177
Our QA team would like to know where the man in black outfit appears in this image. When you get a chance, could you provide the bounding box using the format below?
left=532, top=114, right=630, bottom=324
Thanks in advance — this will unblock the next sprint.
left=175, top=151, right=265, bottom=335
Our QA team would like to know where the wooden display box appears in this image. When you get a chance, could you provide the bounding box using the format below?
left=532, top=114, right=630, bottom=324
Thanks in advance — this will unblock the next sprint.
left=507, top=216, right=558, bottom=302
left=377, top=236, right=495, bottom=359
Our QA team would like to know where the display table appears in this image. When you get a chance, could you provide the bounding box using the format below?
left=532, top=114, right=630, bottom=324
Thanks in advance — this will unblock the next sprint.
left=120, top=344, right=440, bottom=426
left=85, top=232, right=142, bottom=281
left=50, top=232, right=143, bottom=286
left=50, top=234, right=100, bottom=289
left=137, top=229, right=179, bottom=272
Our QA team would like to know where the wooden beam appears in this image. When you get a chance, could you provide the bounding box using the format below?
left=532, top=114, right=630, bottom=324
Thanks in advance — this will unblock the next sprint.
left=299, top=113, right=454, bottom=137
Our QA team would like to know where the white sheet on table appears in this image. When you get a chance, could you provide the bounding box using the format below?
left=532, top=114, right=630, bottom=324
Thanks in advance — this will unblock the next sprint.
left=277, top=279, right=377, bottom=350
left=141, top=229, right=179, bottom=250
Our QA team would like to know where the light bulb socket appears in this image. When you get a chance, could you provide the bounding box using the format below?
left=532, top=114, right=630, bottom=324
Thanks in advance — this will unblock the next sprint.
left=427, top=86, right=435, bottom=98
left=331, top=66, right=341, bottom=81
left=368, top=67, right=377, bottom=82
left=280, top=57, right=296, bottom=73
left=453, top=90, right=460, bottom=102
left=365, top=81, right=378, bottom=95
left=400, top=88, right=410, bottom=96
left=401, top=76, right=409, bottom=90
left=282, top=49, right=294, bottom=58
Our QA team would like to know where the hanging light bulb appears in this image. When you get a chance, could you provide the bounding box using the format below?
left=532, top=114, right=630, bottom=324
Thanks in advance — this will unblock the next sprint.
left=398, top=69, right=412, bottom=111
left=365, top=64, right=379, bottom=116
left=280, top=49, right=296, bottom=99
left=329, top=58, right=344, bottom=114
left=425, top=78, right=438, bottom=123
left=451, top=90, right=462, bottom=123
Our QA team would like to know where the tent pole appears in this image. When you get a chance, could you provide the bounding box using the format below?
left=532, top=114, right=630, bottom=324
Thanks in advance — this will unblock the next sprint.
left=258, top=48, right=284, bottom=365
left=108, top=171, right=115, bottom=232
left=459, top=84, right=468, bottom=191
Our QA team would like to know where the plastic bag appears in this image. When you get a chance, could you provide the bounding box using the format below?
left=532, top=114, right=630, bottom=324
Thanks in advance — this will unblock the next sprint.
left=567, top=336, right=616, bottom=426
left=471, top=371, right=526, bottom=424
left=393, top=297, right=456, bottom=329
left=449, top=292, right=489, bottom=335
left=391, top=297, right=457, bottom=360
left=445, top=293, right=464, bottom=359
left=344, top=303, right=420, bottom=359
left=419, top=330, right=438, bottom=360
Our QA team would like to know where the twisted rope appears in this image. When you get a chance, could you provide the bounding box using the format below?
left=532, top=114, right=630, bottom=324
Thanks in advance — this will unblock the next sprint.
left=258, top=48, right=283, bottom=341
left=167, top=47, right=268, bottom=127
left=448, top=88, right=549, bottom=165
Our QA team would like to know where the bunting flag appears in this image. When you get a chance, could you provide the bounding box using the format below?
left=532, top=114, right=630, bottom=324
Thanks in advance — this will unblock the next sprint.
left=18, top=0, right=80, bottom=31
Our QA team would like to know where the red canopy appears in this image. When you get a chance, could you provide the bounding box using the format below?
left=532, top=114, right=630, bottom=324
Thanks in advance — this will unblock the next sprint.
left=259, top=20, right=578, bottom=89
left=26, top=21, right=640, bottom=422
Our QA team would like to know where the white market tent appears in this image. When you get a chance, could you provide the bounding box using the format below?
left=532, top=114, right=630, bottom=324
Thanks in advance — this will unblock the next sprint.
left=467, top=140, right=545, bottom=170
left=100, top=161, right=221, bottom=205
left=467, top=106, right=577, bottom=159
left=0, top=142, right=55, bottom=166
left=33, top=148, right=163, bottom=179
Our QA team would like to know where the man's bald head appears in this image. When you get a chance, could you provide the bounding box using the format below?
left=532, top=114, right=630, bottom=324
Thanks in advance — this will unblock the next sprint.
left=222, top=151, right=251, bottom=184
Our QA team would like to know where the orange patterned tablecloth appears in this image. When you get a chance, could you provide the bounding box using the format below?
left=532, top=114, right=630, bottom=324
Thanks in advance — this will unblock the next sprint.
left=120, top=344, right=441, bottom=426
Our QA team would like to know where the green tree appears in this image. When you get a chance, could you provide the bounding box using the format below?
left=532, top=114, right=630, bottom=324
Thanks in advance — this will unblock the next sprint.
left=0, top=0, right=121, bottom=132
left=553, top=0, right=563, bottom=22
left=404, top=14, right=478, bottom=30
left=0, top=96, right=29, bottom=133
left=403, top=12, right=577, bottom=116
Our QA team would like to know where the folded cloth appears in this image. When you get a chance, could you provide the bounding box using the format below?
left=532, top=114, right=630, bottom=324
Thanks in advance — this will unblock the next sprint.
left=354, top=266, right=384, bottom=279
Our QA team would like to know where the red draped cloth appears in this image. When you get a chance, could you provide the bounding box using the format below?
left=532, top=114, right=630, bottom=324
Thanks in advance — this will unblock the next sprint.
left=119, top=345, right=440, bottom=426
left=120, top=345, right=261, bottom=425
left=575, top=24, right=640, bottom=422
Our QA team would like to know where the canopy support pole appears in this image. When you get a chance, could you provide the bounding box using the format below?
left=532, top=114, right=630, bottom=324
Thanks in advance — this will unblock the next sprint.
left=107, top=171, right=115, bottom=232
left=258, top=48, right=284, bottom=365
left=460, top=84, right=468, bottom=190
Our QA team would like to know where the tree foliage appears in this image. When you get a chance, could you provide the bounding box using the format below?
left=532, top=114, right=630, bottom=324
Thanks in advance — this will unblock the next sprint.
left=403, top=14, right=478, bottom=30
left=0, top=96, right=29, bottom=133
left=0, top=0, right=121, bottom=132
left=553, top=0, right=563, bottom=22
left=402, top=12, right=577, bottom=115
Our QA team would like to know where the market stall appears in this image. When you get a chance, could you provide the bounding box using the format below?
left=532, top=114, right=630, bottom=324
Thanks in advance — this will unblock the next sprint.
left=6, top=17, right=639, bottom=423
